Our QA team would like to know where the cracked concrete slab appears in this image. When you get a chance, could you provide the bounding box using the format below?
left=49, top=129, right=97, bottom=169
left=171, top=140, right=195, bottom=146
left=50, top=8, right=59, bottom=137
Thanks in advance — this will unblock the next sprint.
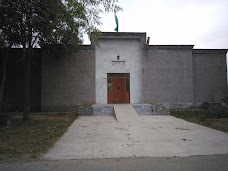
left=43, top=115, right=228, bottom=160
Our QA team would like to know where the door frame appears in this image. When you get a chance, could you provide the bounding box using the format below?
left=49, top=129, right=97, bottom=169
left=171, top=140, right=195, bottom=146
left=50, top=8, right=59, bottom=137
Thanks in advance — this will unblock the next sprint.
left=107, top=73, right=130, bottom=104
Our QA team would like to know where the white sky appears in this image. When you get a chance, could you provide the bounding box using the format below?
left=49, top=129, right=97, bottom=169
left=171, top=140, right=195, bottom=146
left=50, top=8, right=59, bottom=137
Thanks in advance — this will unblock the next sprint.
left=83, top=0, right=228, bottom=50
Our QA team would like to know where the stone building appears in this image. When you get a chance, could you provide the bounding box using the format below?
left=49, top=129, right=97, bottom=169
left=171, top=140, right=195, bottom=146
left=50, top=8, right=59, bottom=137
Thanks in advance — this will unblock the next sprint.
left=41, top=32, right=228, bottom=113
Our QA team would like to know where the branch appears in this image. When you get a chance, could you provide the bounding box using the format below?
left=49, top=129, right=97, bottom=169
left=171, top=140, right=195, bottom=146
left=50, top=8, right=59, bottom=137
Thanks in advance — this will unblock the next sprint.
left=32, top=32, right=40, bottom=47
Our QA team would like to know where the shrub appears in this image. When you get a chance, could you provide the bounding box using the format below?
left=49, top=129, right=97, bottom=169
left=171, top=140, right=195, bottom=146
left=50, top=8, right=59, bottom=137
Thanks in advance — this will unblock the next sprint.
left=201, top=102, right=209, bottom=110
left=222, top=96, right=228, bottom=105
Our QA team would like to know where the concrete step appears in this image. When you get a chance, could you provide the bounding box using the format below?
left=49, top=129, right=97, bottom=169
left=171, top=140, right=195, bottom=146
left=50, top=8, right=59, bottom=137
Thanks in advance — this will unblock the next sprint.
left=114, top=104, right=139, bottom=122
left=89, top=104, right=169, bottom=117
left=132, top=104, right=155, bottom=115
left=92, top=104, right=114, bottom=116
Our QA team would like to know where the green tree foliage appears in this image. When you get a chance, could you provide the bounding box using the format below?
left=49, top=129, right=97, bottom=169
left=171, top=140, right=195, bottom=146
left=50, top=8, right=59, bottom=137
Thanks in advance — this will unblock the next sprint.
left=0, top=0, right=121, bottom=120
left=1, top=0, right=121, bottom=48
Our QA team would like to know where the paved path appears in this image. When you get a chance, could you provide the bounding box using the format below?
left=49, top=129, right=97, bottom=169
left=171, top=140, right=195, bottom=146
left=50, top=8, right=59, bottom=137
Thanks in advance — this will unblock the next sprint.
left=43, top=115, right=228, bottom=160
left=114, top=104, right=139, bottom=122
left=1, top=155, right=228, bottom=171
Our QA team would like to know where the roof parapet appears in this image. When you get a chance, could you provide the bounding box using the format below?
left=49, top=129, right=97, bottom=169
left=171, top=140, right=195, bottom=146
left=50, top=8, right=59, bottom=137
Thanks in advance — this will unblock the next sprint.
left=193, top=49, right=228, bottom=54
left=148, top=45, right=194, bottom=50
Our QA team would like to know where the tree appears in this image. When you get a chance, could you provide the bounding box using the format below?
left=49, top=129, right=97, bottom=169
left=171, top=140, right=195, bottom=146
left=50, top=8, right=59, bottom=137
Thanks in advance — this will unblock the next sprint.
left=0, top=28, right=13, bottom=115
left=0, top=0, right=121, bottom=120
left=0, top=50, right=9, bottom=114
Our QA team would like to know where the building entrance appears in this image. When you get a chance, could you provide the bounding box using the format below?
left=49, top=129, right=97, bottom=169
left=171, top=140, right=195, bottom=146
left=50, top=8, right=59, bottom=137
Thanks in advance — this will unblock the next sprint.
left=107, top=73, right=130, bottom=103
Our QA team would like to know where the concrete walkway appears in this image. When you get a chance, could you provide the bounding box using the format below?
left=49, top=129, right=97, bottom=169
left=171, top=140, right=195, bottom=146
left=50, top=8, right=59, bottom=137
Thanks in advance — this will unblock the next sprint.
left=43, top=115, right=228, bottom=160
left=2, top=155, right=228, bottom=171
left=114, top=104, right=139, bottom=122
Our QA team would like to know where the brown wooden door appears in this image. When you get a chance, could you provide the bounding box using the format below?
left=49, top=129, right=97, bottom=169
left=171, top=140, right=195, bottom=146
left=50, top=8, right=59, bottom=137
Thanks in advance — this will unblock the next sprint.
left=107, top=74, right=130, bottom=103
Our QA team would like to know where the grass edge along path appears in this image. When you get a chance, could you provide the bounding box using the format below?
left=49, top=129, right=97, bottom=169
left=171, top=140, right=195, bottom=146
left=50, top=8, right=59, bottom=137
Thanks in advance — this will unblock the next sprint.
left=0, top=113, right=78, bottom=163
left=170, top=110, right=228, bottom=133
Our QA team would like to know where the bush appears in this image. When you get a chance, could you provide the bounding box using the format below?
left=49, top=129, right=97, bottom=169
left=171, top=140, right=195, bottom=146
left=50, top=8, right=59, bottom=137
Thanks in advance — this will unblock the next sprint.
left=222, top=96, right=228, bottom=105
left=211, top=106, right=228, bottom=118
left=170, top=106, right=228, bottom=119
left=201, top=102, right=209, bottom=110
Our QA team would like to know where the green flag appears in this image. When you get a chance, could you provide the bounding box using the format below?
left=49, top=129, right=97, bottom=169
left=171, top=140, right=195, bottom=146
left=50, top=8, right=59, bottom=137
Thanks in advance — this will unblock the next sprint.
left=114, top=13, right=119, bottom=32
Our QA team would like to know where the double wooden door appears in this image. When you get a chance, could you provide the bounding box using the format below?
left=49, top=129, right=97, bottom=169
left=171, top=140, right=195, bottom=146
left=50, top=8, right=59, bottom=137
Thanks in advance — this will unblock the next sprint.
left=107, top=74, right=130, bottom=104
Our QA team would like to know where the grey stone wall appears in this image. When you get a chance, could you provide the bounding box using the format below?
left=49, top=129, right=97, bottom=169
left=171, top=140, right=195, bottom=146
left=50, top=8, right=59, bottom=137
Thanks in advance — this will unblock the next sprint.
left=41, top=38, right=228, bottom=112
left=41, top=46, right=95, bottom=112
left=192, top=50, right=228, bottom=104
left=142, top=45, right=194, bottom=106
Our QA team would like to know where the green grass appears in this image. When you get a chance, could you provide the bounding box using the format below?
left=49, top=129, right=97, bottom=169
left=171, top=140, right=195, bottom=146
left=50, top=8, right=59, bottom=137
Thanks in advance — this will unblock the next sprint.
left=170, top=110, right=228, bottom=133
left=0, top=113, right=77, bottom=162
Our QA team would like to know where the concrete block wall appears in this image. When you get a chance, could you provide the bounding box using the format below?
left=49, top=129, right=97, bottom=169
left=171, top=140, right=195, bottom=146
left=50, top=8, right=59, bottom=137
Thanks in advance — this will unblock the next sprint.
left=192, top=50, right=228, bottom=104
left=142, top=45, right=194, bottom=106
left=41, top=46, right=95, bottom=112
left=41, top=34, right=228, bottom=112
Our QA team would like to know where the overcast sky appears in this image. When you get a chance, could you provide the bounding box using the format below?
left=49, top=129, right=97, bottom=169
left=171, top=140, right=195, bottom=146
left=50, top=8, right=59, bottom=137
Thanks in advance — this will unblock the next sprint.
left=84, top=0, right=228, bottom=50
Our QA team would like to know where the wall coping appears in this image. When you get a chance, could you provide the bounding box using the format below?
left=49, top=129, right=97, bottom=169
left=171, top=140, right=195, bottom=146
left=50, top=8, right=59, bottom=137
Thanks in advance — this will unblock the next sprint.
left=148, top=45, right=194, bottom=50
left=78, top=45, right=94, bottom=50
left=95, top=32, right=147, bottom=44
left=99, top=32, right=146, bottom=38
left=193, top=49, right=228, bottom=54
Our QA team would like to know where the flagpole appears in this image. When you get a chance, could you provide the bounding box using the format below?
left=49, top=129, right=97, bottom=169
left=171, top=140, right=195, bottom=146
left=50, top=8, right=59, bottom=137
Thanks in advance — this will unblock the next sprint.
left=114, top=10, right=119, bottom=32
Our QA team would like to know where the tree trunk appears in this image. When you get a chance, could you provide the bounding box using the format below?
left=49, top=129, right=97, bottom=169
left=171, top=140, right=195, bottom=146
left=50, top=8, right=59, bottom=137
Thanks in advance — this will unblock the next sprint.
left=23, top=47, right=32, bottom=121
left=0, top=55, right=8, bottom=114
